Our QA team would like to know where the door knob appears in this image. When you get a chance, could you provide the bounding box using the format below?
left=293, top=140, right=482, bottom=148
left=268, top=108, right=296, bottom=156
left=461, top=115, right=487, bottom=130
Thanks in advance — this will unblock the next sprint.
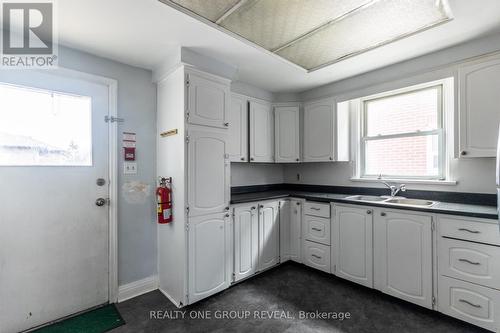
left=95, top=198, right=107, bottom=207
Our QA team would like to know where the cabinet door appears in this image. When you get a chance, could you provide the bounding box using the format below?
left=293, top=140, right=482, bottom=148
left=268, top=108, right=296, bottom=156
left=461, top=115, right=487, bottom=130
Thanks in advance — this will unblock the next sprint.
left=258, top=201, right=279, bottom=270
left=303, top=240, right=331, bottom=273
left=290, top=200, right=302, bottom=263
left=333, top=205, right=373, bottom=288
left=274, top=105, right=300, bottom=163
left=303, top=99, right=335, bottom=162
left=279, top=200, right=291, bottom=262
left=233, top=205, right=259, bottom=282
left=249, top=100, right=274, bottom=163
left=186, top=72, right=230, bottom=128
left=187, top=129, right=230, bottom=217
left=228, top=95, right=248, bottom=162
left=188, top=213, right=231, bottom=304
left=374, top=210, right=433, bottom=308
left=458, top=56, right=500, bottom=157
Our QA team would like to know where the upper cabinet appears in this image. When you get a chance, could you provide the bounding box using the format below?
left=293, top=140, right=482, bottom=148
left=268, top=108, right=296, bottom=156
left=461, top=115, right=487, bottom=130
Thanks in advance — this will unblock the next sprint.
left=274, top=105, right=300, bottom=163
left=303, top=98, right=336, bottom=162
left=458, top=55, right=500, bottom=158
left=249, top=100, right=274, bottom=163
left=186, top=70, right=231, bottom=129
left=228, top=95, right=248, bottom=162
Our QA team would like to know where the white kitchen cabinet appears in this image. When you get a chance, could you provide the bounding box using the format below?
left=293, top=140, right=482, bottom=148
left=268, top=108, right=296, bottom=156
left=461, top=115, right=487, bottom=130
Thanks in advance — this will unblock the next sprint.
left=186, top=70, right=231, bottom=129
left=374, top=210, right=433, bottom=309
left=188, top=212, right=231, bottom=303
left=303, top=215, right=331, bottom=246
left=274, top=105, right=300, bottom=163
left=258, top=201, right=280, bottom=270
left=458, top=55, right=500, bottom=157
left=303, top=240, right=331, bottom=273
left=249, top=100, right=274, bottom=163
left=280, top=199, right=302, bottom=263
left=187, top=128, right=230, bottom=217
left=233, top=204, right=259, bottom=282
left=333, top=204, right=373, bottom=288
left=303, top=98, right=336, bottom=162
left=228, top=94, right=248, bottom=162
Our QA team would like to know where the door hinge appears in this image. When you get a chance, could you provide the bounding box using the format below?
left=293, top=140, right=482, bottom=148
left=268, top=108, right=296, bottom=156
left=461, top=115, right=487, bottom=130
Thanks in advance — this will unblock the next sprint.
left=432, top=296, right=436, bottom=306
left=185, top=222, right=189, bottom=231
left=185, top=294, right=189, bottom=304
left=186, top=112, right=190, bottom=120
left=104, top=115, right=124, bottom=123
left=186, top=206, right=190, bottom=214
left=232, top=273, right=236, bottom=281
left=186, top=78, right=190, bottom=87
left=185, top=135, right=190, bottom=143
left=431, top=219, right=435, bottom=231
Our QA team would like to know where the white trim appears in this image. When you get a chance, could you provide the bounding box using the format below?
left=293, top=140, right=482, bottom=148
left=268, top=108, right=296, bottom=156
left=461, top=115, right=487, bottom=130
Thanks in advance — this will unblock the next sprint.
left=118, top=276, right=159, bottom=303
left=350, top=177, right=457, bottom=185
left=41, top=67, right=119, bottom=303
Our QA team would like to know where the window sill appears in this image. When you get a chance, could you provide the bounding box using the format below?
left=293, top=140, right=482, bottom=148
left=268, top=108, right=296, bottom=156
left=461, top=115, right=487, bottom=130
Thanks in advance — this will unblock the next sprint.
left=350, top=177, right=457, bottom=186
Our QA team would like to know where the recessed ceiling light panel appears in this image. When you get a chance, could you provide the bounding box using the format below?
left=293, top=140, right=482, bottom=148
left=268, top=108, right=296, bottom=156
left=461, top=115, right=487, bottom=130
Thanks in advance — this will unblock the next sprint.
left=160, top=0, right=453, bottom=72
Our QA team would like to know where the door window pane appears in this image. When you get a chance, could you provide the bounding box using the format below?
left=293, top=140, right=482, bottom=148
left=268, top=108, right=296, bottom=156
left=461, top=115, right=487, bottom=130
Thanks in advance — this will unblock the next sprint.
left=364, top=135, right=440, bottom=177
left=0, top=83, right=92, bottom=166
left=365, top=87, right=440, bottom=136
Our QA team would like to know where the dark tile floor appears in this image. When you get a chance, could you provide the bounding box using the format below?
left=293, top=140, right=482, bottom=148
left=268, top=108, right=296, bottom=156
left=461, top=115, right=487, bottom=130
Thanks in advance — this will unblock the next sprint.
left=113, top=262, right=486, bottom=333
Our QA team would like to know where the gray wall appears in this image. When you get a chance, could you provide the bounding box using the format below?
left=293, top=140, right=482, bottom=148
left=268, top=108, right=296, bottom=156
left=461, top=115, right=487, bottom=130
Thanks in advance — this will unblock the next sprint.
left=231, top=163, right=284, bottom=187
left=59, top=46, right=157, bottom=285
left=284, top=32, right=500, bottom=195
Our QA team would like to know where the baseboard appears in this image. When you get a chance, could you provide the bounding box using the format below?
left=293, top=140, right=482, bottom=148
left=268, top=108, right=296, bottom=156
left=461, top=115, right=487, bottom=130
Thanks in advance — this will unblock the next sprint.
left=118, top=275, right=158, bottom=302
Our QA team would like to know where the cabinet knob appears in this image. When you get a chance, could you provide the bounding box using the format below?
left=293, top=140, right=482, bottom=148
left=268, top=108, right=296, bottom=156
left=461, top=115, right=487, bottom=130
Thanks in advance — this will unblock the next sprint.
left=381, top=212, right=386, bottom=216
left=460, top=150, right=467, bottom=156
left=224, top=122, right=229, bottom=127
left=296, top=202, right=300, bottom=206
left=240, top=157, right=245, bottom=161
left=329, top=157, right=333, bottom=161
left=251, top=206, right=256, bottom=210
left=367, top=210, right=372, bottom=215
left=225, top=206, right=230, bottom=211
left=259, top=205, right=264, bottom=208
left=296, top=158, right=300, bottom=162
left=225, top=213, right=230, bottom=217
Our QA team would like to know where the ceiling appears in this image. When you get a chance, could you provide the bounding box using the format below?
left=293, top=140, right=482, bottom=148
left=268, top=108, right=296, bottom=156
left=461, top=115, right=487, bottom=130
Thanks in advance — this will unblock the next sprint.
left=57, top=0, right=500, bottom=93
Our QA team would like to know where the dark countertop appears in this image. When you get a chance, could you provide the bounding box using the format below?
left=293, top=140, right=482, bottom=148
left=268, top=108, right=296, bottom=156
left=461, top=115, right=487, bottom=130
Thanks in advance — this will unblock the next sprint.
left=231, top=190, right=499, bottom=220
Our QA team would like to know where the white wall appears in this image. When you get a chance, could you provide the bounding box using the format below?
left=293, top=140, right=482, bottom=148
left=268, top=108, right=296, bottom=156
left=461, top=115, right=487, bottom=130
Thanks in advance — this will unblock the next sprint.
left=283, top=33, right=500, bottom=195
left=231, top=163, right=284, bottom=186
left=59, top=46, right=158, bottom=285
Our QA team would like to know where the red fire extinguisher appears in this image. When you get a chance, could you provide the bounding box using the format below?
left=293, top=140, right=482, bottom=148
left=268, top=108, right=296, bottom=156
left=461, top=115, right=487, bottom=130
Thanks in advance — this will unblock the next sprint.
left=157, top=177, right=172, bottom=224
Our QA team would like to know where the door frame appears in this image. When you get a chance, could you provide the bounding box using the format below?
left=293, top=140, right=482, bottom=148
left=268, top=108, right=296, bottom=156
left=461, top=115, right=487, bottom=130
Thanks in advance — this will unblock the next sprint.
left=36, top=66, right=119, bottom=303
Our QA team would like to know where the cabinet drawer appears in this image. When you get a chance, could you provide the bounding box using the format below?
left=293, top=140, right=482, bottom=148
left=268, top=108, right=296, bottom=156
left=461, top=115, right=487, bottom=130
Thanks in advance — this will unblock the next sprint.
left=303, top=240, right=331, bottom=273
left=303, top=215, right=331, bottom=246
left=438, top=216, right=500, bottom=246
left=439, top=238, right=500, bottom=290
left=304, top=202, right=330, bottom=218
left=438, top=276, right=500, bottom=331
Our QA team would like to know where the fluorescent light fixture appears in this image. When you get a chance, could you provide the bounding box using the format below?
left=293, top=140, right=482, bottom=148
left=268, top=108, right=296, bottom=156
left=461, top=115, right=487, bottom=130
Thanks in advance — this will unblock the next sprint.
left=160, top=0, right=453, bottom=72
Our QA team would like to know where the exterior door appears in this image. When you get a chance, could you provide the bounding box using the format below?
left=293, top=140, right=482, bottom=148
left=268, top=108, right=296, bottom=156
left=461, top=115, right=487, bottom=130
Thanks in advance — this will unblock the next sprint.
left=233, top=204, right=259, bottom=282
left=186, top=71, right=230, bottom=129
left=0, top=71, right=110, bottom=333
left=187, top=129, right=230, bottom=217
left=274, top=105, right=300, bottom=163
left=188, top=213, right=231, bottom=303
left=334, top=205, right=373, bottom=288
left=228, top=95, right=248, bottom=162
left=258, top=201, right=279, bottom=270
left=374, top=210, right=433, bottom=308
left=249, top=100, right=274, bottom=163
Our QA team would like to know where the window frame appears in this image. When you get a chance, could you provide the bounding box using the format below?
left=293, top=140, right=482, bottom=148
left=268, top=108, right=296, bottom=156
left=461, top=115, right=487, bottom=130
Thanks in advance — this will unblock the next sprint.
left=358, top=83, right=446, bottom=181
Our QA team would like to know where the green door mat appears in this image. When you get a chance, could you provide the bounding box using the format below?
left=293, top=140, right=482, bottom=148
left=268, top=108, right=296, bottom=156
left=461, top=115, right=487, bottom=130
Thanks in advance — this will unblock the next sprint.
left=33, top=304, right=125, bottom=333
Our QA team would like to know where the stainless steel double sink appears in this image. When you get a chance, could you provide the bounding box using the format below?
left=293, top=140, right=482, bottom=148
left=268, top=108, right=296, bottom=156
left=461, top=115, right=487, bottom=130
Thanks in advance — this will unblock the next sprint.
left=344, top=195, right=438, bottom=207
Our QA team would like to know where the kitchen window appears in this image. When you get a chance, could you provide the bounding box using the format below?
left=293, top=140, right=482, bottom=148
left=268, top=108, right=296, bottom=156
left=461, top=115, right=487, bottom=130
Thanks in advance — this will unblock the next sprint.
left=355, top=79, right=453, bottom=181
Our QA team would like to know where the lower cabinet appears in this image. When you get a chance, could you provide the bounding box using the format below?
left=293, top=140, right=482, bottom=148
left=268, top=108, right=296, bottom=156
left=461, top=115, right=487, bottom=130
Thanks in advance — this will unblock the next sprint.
left=373, top=210, right=433, bottom=309
left=188, top=212, right=232, bottom=303
left=258, top=201, right=280, bottom=270
left=303, top=240, right=331, bottom=273
left=233, top=204, right=259, bottom=282
left=333, top=204, right=373, bottom=288
left=289, top=199, right=302, bottom=262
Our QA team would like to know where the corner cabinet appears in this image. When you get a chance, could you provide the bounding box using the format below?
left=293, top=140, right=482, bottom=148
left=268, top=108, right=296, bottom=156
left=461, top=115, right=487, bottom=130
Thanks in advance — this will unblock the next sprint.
left=228, top=95, right=248, bottom=162
left=458, top=54, right=500, bottom=158
left=186, top=71, right=231, bottom=129
left=249, top=100, right=274, bottom=163
left=373, top=210, right=433, bottom=309
left=333, top=204, right=373, bottom=288
left=274, top=105, right=300, bottom=163
left=303, top=98, right=336, bottom=162
left=188, top=212, right=232, bottom=303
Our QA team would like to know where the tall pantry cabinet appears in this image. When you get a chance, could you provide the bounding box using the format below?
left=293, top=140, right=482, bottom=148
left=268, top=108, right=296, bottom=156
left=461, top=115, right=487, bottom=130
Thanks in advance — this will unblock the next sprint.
left=157, top=66, right=232, bottom=306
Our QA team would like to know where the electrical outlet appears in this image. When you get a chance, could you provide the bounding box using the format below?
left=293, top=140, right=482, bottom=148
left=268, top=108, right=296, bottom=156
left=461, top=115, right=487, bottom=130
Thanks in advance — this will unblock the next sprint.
left=124, top=162, right=137, bottom=174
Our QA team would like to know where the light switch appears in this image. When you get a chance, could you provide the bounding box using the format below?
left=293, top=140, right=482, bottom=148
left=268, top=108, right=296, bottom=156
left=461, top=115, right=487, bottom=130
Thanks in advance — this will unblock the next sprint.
left=124, top=162, right=137, bottom=174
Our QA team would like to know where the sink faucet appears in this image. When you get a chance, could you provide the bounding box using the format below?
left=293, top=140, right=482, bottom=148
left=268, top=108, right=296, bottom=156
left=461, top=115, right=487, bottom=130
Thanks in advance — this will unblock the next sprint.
left=379, top=178, right=406, bottom=197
